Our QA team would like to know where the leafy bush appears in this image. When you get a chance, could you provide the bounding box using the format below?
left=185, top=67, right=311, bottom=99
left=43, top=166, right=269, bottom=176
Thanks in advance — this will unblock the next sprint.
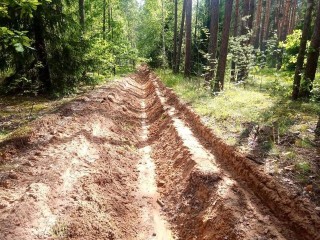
left=279, top=30, right=305, bottom=71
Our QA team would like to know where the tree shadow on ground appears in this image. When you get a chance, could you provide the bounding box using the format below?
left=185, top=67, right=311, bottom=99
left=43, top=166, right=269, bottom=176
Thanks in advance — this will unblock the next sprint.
left=235, top=98, right=319, bottom=165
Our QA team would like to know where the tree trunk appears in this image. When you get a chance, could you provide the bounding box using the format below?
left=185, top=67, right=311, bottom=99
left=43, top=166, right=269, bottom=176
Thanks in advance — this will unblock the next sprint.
left=184, top=0, right=192, bottom=77
left=300, top=1, right=320, bottom=98
left=261, top=0, right=271, bottom=51
left=173, top=0, right=178, bottom=72
left=248, top=0, right=255, bottom=31
left=103, top=0, right=106, bottom=39
left=288, top=0, right=298, bottom=34
left=280, top=0, right=290, bottom=41
left=33, top=5, right=52, bottom=92
left=231, top=0, right=239, bottom=82
left=241, top=0, right=250, bottom=35
left=205, top=0, right=220, bottom=84
left=175, top=0, right=186, bottom=73
left=214, top=0, right=233, bottom=92
left=292, top=0, right=314, bottom=100
left=194, top=0, right=199, bottom=43
left=252, top=0, right=262, bottom=48
left=79, top=0, right=85, bottom=32
left=162, top=0, right=166, bottom=67
left=237, top=0, right=253, bottom=82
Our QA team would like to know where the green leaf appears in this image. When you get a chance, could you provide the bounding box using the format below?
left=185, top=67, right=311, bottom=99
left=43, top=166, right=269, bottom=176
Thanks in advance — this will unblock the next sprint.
left=14, top=43, right=24, bottom=52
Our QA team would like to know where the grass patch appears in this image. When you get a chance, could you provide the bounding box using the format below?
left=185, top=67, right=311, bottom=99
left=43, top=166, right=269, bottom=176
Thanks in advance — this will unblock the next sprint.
left=156, top=69, right=320, bottom=202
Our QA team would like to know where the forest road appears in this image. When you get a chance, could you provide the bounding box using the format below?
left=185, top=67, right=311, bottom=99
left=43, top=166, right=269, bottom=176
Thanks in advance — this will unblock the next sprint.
left=0, top=65, right=319, bottom=239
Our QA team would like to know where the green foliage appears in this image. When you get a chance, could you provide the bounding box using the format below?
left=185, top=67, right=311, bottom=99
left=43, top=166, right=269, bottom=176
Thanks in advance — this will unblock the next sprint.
left=229, top=32, right=255, bottom=82
left=265, top=32, right=281, bottom=68
left=279, top=30, right=305, bottom=71
left=0, top=0, right=139, bottom=96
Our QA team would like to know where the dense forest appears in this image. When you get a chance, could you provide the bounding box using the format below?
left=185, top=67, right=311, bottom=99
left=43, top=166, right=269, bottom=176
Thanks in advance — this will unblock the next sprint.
left=1, top=0, right=320, bottom=99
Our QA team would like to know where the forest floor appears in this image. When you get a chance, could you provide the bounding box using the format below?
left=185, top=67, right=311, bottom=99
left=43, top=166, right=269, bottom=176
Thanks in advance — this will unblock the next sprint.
left=0, top=66, right=320, bottom=239
left=157, top=69, right=320, bottom=207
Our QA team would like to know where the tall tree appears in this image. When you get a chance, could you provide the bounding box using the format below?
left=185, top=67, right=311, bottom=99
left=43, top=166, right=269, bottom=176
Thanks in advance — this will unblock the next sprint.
left=300, top=1, right=320, bottom=98
left=288, top=0, right=298, bottom=34
left=261, top=0, right=271, bottom=51
left=280, top=0, right=291, bottom=41
left=175, top=0, right=186, bottom=73
left=184, top=0, right=192, bottom=77
left=79, top=0, right=85, bottom=31
left=292, top=0, right=314, bottom=100
left=33, top=5, right=52, bottom=92
left=103, top=0, right=107, bottom=39
left=205, top=0, right=220, bottom=84
left=252, top=0, right=262, bottom=48
left=230, top=0, right=239, bottom=82
left=214, top=0, right=233, bottom=91
left=161, top=0, right=166, bottom=67
left=173, top=0, right=178, bottom=71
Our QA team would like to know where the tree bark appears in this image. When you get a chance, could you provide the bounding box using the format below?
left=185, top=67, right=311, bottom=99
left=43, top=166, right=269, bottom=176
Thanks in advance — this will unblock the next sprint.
left=280, top=0, right=290, bottom=41
left=241, top=0, right=250, bottom=35
left=292, top=0, right=314, bottom=100
left=184, top=0, right=192, bottom=77
left=300, top=1, right=320, bottom=98
left=79, top=0, right=85, bottom=32
left=162, top=0, right=166, bottom=67
left=33, top=5, right=52, bottom=92
left=252, top=0, right=262, bottom=48
left=261, top=0, right=271, bottom=51
left=288, top=0, right=298, bottom=34
left=214, top=0, right=233, bottom=92
left=103, top=0, right=106, bottom=39
left=175, top=0, right=186, bottom=73
left=205, top=0, right=220, bottom=84
left=230, top=0, right=239, bottom=82
left=173, top=0, right=178, bottom=71
left=248, top=0, right=255, bottom=31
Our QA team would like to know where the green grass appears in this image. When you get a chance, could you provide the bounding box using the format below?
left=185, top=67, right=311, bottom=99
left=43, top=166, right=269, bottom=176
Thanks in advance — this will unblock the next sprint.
left=156, top=69, right=319, bottom=144
left=156, top=68, right=320, bottom=193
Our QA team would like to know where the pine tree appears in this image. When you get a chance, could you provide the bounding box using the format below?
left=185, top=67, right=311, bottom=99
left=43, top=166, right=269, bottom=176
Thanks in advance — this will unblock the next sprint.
left=300, top=1, right=320, bottom=98
left=184, top=0, right=192, bottom=77
left=292, top=0, right=314, bottom=100
left=214, top=0, right=233, bottom=91
left=205, top=0, right=220, bottom=84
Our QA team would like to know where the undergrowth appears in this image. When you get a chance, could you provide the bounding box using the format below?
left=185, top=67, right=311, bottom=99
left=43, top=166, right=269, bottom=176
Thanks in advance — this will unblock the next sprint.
left=156, top=68, right=320, bottom=201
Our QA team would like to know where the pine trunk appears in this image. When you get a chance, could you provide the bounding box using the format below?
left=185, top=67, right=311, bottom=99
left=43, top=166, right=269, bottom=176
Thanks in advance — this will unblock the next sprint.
left=288, top=0, right=298, bottom=34
left=173, top=0, right=178, bottom=71
left=184, top=0, right=192, bottom=77
left=214, top=0, right=233, bottom=92
left=33, top=5, right=52, bottom=92
left=301, top=1, right=320, bottom=98
left=79, top=0, right=85, bottom=31
left=292, top=0, right=314, bottom=100
left=280, top=0, right=290, bottom=41
left=175, top=0, right=186, bottom=73
left=252, top=0, right=262, bottom=48
left=103, top=0, right=106, bottom=39
left=231, top=0, right=239, bottom=82
left=205, top=0, right=220, bottom=84
left=261, top=0, right=271, bottom=51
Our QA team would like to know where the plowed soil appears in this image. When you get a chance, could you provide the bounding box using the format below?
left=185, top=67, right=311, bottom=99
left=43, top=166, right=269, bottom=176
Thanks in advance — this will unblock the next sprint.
left=0, top=66, right=319, bottom=240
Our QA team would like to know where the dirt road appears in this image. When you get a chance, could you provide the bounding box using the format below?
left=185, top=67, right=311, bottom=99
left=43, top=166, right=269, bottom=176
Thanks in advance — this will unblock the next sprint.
left=0, top=66, right=319, bottom=239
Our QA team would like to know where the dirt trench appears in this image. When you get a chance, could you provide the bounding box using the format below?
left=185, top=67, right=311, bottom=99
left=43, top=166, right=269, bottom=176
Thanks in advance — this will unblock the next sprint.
left=0, top=66, right=319, bottom=239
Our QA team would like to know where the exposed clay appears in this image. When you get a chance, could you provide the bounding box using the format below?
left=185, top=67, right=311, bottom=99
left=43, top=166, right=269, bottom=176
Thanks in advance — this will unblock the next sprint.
left=0, top=66, right=319, bottom=240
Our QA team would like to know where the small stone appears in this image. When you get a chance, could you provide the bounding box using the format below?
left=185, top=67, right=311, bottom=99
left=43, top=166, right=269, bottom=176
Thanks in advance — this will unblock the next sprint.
left=157, top=180, right=165, bottom=187
left=23, top=161, right=34, bottom=167
left=315, top=207, right=320, bottom=211
left=152, top=233, right=156, bottom=237
left=8, top=173, right=18, bottom=179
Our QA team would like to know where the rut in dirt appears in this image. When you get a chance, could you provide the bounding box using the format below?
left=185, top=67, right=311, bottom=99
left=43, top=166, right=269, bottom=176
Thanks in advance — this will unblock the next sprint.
left=0, top=66, right=319, bottom=240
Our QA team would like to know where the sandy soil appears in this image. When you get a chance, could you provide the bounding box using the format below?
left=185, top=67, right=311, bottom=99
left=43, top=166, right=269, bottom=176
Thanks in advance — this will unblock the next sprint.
left=0, top=66, right=319, bottom=240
